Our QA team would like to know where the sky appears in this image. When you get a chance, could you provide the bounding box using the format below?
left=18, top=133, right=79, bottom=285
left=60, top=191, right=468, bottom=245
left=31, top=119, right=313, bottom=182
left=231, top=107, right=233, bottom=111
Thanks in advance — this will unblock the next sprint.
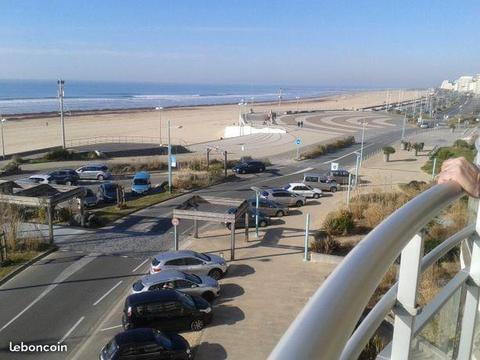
left=0, top=0, right=479, bottom=88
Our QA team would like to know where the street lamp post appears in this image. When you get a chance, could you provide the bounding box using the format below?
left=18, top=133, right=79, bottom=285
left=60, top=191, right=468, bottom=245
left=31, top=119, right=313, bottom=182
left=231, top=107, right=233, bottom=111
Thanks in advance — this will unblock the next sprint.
left=155, top=107, right=163, bottom=146
left=359, top=121, right=367, bottom=168
left=167, top=119, right=172, bottom=193
left=401, top=113, right=407, bottom=140
left=1, top=118, right=6, bottom=160
left=57, top=79, right=66, bottom=149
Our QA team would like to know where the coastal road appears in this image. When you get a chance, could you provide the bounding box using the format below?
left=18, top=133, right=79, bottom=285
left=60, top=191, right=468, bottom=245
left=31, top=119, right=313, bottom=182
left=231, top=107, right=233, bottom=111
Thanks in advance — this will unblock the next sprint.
left=0, top=111, right=465, bottom=359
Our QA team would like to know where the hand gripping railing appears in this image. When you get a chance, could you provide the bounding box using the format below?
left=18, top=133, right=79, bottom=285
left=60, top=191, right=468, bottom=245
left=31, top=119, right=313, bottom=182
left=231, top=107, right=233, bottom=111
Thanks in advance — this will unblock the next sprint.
left=268, top=182, right=469, bottom=360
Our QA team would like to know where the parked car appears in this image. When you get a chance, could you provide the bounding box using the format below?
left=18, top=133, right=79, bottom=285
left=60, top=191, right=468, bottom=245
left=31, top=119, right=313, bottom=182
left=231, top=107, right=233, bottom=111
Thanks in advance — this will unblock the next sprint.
left=100, top=328, right=191, bottom=360
left=232, top=160, right=266, bottom=174
left=224, top=207, right=270, bottom=230
left=76, top=164, right=112, bottom=180
left=82, top=187, right=99, bottom=207
left=132, top=171, right=151, bottom=195
left=260, top=189, right=306, bottom=207
left=28, top=174, right=53, bottom=184
left=302, top=173, right=338, bottom=192
left=132, top=270, right=220, bottom=301
left=284, top=183, right=322, bottom=199
left=98, top=183, right=118, bottom=203
left=328, top=170, right=350, bottom=185
left=150, top=250, right=227, bottom=280
left=122, top=290, right=212, bottom=332
left=48, top=169, right=79, bottom=185
left=247, top=198, right=289, bottom=217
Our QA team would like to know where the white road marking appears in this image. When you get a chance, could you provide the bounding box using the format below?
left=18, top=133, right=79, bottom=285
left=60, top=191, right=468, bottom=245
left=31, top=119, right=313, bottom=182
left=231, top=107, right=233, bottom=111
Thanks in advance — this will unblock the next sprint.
left=132, top=259, right=149, bottom=273
left=59, top=316, right=85, bottom=344
left=285, top=167, right=314, bottom=176
left=320, top=143, right=376, bottom=164
left=93, top=281, right=123, bottom=306
left=100, top=324, right=123, bottom=332
left=0, top=255, right=97, bottom=332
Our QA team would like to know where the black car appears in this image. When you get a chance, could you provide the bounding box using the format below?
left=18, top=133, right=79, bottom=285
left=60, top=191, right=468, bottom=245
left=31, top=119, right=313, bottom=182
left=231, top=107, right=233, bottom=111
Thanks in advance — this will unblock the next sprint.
left=122, top=289, right=212, bottom=332
left=48, top=169, right=79, bottom=185
left=232, top=160, right=266, bottom=174
left=100, top=328, right=191, bottom=360
left=99, top=183, right=119, bottom=203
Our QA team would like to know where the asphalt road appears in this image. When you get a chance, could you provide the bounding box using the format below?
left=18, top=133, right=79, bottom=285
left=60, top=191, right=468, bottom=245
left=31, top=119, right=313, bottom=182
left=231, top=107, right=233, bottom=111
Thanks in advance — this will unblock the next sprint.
left=0, top=104, right=473, bottom=359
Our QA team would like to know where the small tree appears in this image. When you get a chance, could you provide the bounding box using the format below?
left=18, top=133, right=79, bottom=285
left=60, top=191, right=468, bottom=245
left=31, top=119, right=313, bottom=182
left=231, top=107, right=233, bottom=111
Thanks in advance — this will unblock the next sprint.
left=400, top=140, right=408, bottom=150
left=412, top=142, right=422, bottom=156
left=382, top=146, right=395, bottom=162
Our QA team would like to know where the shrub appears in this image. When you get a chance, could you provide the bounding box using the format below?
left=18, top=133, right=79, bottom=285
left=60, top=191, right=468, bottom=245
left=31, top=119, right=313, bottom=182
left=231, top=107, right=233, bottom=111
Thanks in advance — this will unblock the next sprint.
left=453, top=139, right=471, bottom=149
left=323, top=209, right=354, bottom=236
left=382, top=146, right=395, bottom=155
left=300, top=136, right=355, bottom=160
left=310, top=231, right=340, bottom=254
left=56, top=207, right=74, bottom=223
left=44, top=148, right=76, bottom=161
left=0, top=161, right=21, bottom=175
left=359, top=335, right=385, bottom=360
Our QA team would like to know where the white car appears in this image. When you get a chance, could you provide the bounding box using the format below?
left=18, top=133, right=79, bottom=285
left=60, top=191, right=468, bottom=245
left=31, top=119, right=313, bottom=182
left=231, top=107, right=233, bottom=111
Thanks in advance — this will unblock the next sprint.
left=28, top=174, right=53, bottom=184
left=284, top=183, right=322, bottom=199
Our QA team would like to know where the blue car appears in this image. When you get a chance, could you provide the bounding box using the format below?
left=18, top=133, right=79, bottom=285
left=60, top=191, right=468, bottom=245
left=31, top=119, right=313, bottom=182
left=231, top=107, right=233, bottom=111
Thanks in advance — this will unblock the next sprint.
left=132, top=171, right=151, bottom=195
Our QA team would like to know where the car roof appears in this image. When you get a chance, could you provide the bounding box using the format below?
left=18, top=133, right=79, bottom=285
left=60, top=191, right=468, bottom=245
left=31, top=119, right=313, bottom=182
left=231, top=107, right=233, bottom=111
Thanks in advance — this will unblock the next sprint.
left=115, top=328, right=157, bottom=346
left=141, top=270, right=187, bottom=286
left=153, top=250, right=200, bottom=262
left=29, top=174, right=50, bottom=179
left=288, top=182, right=307, bottom=187
left=133, top=171, right=150, bottom=179
left=126, top=289, right=182, bottom=306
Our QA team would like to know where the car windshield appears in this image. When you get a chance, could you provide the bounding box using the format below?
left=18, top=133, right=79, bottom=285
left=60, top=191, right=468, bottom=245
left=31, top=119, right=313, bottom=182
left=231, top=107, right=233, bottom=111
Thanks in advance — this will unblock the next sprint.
left=86, top=189, right=94, bottom=196
left=133, top=179, right=149, bottom=185
left=154, top=330, right=172, bottom=348
left=179, top=292, right=196, bottom=308
left=194, top=252, right=210, bottom=261
left=151, top=258, right=160, bottom=266
left=102, top=339, right=119, bottom=358
left=184, top=273, right=201, bottom=284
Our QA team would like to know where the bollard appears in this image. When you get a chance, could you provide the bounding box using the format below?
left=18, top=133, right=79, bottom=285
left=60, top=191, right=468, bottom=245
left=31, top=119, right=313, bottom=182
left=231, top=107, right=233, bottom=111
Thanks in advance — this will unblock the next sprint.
left=431, top=157, right=437, bottom=180
left=174, top=224, right=178, bottom=251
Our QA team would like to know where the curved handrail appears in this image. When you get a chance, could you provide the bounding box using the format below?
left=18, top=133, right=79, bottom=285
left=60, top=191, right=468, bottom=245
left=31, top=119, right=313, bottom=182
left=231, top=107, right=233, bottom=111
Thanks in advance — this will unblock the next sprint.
left=340, top=223, right=474, bottom=360
left=268, top=182, right=463, bottom=360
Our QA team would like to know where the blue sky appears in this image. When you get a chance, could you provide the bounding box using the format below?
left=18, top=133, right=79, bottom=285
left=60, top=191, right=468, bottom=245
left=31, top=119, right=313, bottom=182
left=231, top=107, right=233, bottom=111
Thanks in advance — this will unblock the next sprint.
left=0, top=0, right=478, bottom=87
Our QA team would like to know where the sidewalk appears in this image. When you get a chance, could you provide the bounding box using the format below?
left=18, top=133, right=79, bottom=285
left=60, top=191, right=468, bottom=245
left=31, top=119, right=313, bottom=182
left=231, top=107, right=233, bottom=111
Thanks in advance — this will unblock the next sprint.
left=179, top=129, right=459, bottom=359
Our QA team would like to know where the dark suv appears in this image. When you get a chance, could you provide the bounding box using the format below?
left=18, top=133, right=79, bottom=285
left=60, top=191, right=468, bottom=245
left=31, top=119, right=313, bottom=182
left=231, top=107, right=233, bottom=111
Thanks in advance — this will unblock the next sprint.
left=99, top=328, right=191, bottom=360
left=232, top=160, right=266, bottom=174
left=122, top=289, right=213, bottom=332
left=48, top=169, right=80, bottom=185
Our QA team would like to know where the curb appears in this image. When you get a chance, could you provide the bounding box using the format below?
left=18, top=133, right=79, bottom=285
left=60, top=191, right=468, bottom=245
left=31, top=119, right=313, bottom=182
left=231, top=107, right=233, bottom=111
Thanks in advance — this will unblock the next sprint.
left=0, top=246, right=58, bottom=286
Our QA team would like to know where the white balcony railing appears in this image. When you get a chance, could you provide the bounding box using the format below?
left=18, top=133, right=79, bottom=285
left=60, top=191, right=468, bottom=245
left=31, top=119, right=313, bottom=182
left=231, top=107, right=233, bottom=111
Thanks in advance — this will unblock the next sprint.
left=269, top=146, right=480, bottom=359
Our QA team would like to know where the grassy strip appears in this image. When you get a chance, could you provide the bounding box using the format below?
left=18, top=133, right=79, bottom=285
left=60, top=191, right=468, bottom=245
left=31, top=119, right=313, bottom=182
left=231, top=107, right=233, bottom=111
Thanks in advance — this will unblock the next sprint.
left=299, top=136, right=355, bottom=160
left=0, top=250, right=43, bottom=279
left=93, top=191, right=176, bottom=226
left=421, top=142, right=475, bottom=174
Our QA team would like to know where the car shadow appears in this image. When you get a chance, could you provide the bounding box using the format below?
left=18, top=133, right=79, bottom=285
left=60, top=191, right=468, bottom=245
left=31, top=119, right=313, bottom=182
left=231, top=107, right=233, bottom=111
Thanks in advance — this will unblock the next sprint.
left=216, top=283, right=245, bottom=302
left=208, top=304, right=245, bottom=327
left=225, top=264, right=255, bottom=278
left=192, top=342, right=228, bottom=360
left=306, top=200, right=320, bottom=206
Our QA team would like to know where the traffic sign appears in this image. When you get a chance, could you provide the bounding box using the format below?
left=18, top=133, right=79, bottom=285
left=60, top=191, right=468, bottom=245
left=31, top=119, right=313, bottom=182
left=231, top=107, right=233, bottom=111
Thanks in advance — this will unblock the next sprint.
left=171, top=218, right=180, bottom=226
left=170, top=155, right=177, bottom=168
left=331, top=162, right=339, bottom=171
left=295, top=138, right=301, bottom=145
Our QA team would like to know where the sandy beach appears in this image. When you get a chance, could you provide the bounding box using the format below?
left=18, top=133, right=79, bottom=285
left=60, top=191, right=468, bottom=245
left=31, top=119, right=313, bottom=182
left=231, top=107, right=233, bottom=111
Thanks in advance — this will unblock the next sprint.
left=1, top=90, right=423, bottom=155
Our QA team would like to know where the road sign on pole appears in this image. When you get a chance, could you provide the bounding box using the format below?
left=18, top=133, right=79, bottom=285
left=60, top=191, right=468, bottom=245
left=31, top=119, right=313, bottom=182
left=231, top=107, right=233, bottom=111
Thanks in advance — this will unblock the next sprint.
left=171, top=218, right=180, bottom=226
left=295, top=138, right=301, bottom=160
left=331, top=162, right=339, bottom=171
left=170, top=155, right=177, bottom=168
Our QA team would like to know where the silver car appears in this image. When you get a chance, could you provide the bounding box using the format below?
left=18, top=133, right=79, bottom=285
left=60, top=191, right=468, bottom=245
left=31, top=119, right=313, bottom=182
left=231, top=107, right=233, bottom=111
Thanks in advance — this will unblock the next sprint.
left=303, top=173, right=338, bottom=192
left=248, top=198, right=289, bottom=217
left=76, top=164, right=112, bottom=181
left=260, top=189, right=306, bottom=207
left=284, top=183, right=322, bottom=199
left=150, top=250, right=228, bottom=280
left=132, top=270, right=220, bottom=302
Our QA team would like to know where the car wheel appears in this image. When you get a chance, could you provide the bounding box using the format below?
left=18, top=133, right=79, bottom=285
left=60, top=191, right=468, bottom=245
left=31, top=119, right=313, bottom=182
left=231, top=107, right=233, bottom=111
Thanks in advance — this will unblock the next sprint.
left=226, top=223, right=232, bottom=230
left=241, top=169, right=246, bottom=174
left=202, top=291, right=215, bottom=303
left=330, top=186, right=337, bottom=193
left=259, top=220, right=267, bottom=227
left=275, top=210, right=285, bottom=217
left=296, top=200, right=303, bottom=207
left=191, top=319, right=205, bottom=331
left=259, top=167, right=265, bottom=172
left=208, top=268, right=223, bottom=280
left=313, top=193, right=320, bottom=199
left=97, top=174, right=104, bottom=181
left=65, top=180, right=72, bottom=186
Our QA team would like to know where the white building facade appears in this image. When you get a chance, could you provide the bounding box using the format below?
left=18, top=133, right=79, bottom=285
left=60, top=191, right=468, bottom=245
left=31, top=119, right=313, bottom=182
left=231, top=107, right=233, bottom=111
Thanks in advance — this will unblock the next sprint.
left=440, top=74, right=480, bottom=95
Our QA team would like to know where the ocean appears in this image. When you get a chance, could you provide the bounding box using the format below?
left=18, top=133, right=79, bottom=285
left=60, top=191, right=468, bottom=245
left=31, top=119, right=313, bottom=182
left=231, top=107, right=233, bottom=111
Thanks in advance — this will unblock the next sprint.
left=0, top=80, right=357, bottom=115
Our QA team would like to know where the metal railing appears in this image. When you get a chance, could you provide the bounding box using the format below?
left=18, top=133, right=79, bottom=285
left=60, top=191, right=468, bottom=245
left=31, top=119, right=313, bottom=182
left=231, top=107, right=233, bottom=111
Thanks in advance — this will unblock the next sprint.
left=269, top=155, right=480, bottom=359
left=66, top=136, right=189, bottom=147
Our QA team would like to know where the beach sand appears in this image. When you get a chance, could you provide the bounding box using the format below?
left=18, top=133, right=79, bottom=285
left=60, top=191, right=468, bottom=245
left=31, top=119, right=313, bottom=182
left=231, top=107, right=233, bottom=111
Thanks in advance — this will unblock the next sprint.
left=2, top=90, right=423, bottom=155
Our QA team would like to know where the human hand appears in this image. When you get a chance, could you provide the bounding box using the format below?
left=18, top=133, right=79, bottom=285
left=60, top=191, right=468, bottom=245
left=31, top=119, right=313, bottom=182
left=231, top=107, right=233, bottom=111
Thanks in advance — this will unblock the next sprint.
left=437, top=157, right=480, bottom=198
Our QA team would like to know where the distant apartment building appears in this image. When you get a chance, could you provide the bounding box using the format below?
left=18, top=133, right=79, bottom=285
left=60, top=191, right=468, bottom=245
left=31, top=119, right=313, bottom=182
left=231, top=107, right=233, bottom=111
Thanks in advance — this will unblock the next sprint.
left=440, top=74, right=480, bottom=94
